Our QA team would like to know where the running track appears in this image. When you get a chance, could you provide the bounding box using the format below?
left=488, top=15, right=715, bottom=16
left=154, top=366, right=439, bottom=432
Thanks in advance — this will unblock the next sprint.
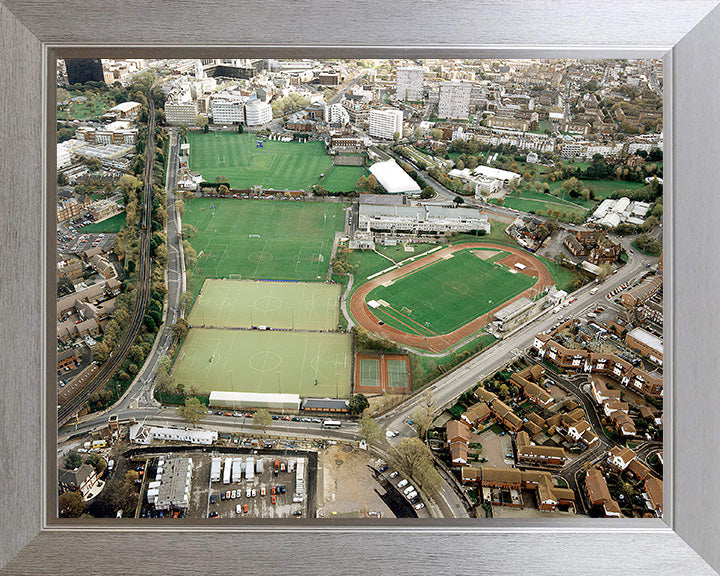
left=349, top=243, right=554, bottom=353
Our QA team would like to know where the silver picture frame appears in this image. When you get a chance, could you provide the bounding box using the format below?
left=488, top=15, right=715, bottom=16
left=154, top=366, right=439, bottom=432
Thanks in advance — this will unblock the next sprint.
left=1, top=1, right=720, bottom=573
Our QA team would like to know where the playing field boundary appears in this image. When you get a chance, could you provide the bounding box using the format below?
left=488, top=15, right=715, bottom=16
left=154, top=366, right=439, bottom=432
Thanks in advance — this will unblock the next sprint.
left=350, top=242, right=553, bottom=353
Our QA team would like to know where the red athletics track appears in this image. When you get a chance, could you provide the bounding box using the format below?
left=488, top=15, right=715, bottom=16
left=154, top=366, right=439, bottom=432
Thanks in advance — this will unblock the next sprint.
left=349, top=243, right=553, bottom=353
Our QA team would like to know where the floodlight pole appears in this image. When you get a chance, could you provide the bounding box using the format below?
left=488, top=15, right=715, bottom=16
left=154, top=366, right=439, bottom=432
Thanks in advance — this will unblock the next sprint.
left=290, top=305, right=294, bottom=330
left=228, top=370, right=235, bottom=411
left=249, top=305, right=254, bottom=326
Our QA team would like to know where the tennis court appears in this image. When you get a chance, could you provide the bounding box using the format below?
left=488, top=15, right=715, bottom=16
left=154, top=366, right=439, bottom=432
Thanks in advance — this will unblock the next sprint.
left=173, top=328, right=352, bottom=398
left=365, top=249, right=535, bottom=336
left=187, top=279, right=340, bottom=330
left=187, top=132, right=333, bottom=190
left=182, top=198, right=346, bottom=294
left=387, top=359, right=410, bottom=389
left=358, top=358, right=381, bottom=388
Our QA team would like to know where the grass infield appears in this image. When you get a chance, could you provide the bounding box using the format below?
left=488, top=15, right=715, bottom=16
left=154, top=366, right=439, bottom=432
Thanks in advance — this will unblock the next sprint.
left=183, top=198, right=346, bottom=294
left=187, top=132, right=333, bottom=190
left=187, top=279, right=340, bottom=331
left=173, top=328, right=352, bottom=398
left=366, top=249, right=535, bottom=336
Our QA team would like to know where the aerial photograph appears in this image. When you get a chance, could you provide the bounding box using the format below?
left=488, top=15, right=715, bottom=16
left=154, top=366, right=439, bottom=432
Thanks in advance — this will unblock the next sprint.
left=55, top=57, right=663, bottom=521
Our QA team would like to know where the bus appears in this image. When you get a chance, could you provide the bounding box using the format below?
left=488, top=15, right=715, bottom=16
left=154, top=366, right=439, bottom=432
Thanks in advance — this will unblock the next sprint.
left=322, top=420, right=342, bottom=429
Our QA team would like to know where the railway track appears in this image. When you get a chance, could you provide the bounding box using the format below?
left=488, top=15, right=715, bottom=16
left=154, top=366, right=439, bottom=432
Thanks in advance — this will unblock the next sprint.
left=58, top=95, right=158, bottom=427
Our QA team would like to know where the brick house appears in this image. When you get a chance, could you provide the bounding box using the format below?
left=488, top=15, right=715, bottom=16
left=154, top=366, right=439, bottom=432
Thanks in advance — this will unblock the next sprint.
left=58, top=464, right=98, bottom=499
left=446, top=420, right=471, bottom=466
left=607, top=446, right=637, bottom=471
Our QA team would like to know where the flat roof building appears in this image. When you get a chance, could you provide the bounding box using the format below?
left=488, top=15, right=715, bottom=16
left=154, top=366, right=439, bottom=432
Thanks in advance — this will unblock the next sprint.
left=208, top=391, right=301, bottom=411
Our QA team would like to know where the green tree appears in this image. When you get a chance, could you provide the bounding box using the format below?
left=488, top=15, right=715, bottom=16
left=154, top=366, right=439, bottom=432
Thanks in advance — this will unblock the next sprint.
left=411, top=391, right=436, bottom=440
left=180, top=397, right=205, bottom=427
left=58, top=490, right=85, bottom=518
left=196, top=115, right=208, bottom=128
left=390, top=437, right=442, bottom=496
left=348, top=393, right=370, bottom=415
left=393, top=131, right=400, bottom=143
left=254, top=409, right=272, bottom=433
left=84, top=453, right=108, bottom=475
left=64, top=451, right=82, bottom=470
left=358, top=414, right=381, bottom=444
left=237, top=123, right=244, bottom=133
left=430, top=128, right=443, bottom=140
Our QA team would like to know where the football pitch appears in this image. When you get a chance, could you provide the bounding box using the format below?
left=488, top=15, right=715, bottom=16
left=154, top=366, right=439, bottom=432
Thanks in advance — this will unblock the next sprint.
left=187, top=132, right=333, bottom=190
left=187, top=279, right=341, bottom=331
left=366, top=249, right=535, bottom=336
left=173, top=329, right=352, bottom=398
left=321, top=165, right=367, bottom=192
left=183, top=198, right=346, bottom=294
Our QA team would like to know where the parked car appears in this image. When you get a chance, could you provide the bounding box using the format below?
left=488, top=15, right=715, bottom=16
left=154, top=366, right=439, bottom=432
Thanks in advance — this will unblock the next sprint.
left=210, top=494, right=216, bottom=504
left=271, top=495, right=277, bottom=505
left=403, top=485, right=416, bottom=495
left=251, top=489, right=256, bottom=498
left=414, top=503, right=425, bottom=510
left=397, top=479, right=409, bottom=489
left=230, top=490, right=236, bottom=499
left=220, top=492, right=226, bottom=501
left=260, top=487, right=266, bottom=497
left=406, top=491, right=418, bottom=500
left=389, top=471, right=399, bottom=478
left=246, top=488, right=252, bottom=498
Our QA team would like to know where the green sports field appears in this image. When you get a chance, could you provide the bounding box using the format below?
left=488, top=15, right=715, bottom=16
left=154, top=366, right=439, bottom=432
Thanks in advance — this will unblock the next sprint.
left=187, top=279, right=340, bottom=330
left=183, top=198, right=346, bottom=294
left=366, top=249, right=535, bottom=336
left=187, top=132, right=333, bottom=190
left=173, top=328, right=352, bottom=397
left=321, top=165, right=367, bottom=192
left=80, top=213, right=126, bottom=233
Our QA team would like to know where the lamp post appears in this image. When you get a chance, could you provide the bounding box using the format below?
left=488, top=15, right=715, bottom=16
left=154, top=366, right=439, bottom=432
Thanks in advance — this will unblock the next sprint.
left=249, top=305, right=254, bottom=327
left=290, top=305, right=294, bottom=330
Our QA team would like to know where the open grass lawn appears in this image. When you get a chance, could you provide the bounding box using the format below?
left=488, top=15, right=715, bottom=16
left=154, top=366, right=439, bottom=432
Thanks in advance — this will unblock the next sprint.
left=80, top=213, right=126, bottom=233
left=493, top=196, right=589, bottom=221
left=57, top=91, right=113, bottom=121
left=183, top=198, right=346, bottom=295
left=187, top=132, right=333, bottom=190
left=174, top=328, right=352, bottom=397
left=321, top=165, right=367, bottom=192
left=545, top=179, right=645, bottom=201
left=187, top=279, right=340, bottom=331
left=365, top=248, right=535, bottom=337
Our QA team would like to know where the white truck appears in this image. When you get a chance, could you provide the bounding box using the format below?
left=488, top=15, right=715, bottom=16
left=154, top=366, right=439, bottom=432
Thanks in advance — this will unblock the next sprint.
left=210, top=457, right=222, bottom=483
left=231, top=459, right=243, bottom=483
left=245, top=457, right=255, bottom=482
left=223, top=457, right=232, bottom=485
left=255, top=458, right=264, bottom=475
